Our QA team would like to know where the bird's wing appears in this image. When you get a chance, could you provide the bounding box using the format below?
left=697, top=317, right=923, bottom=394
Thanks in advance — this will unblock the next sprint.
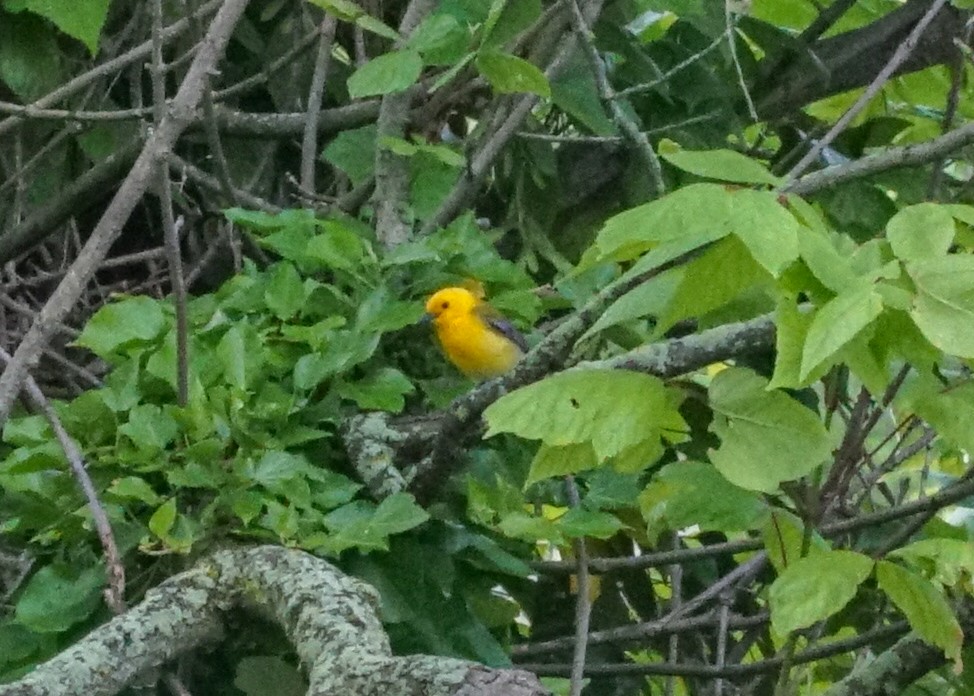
left=476, top=304, right=529, bottom=353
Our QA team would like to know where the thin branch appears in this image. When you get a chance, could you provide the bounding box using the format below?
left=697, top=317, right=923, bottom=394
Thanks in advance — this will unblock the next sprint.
left=0, top=346, right=125, bottom=614
left=725, top=0, right=758, bottom=122
left=300, top=15, right=338, bottom=192
left=784, top=0, right=950, bottom=182
left=565, top=478, right=591, bottom=696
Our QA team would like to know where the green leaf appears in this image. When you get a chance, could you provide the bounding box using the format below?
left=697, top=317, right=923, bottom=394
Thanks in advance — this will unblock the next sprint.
left=306, top=0, right=399, bottom=39
left=347, top=49, right=423, bottom=98
left=525, top=442, right=599, bottom=487
left=0, top=13, right=62, bottom=101
left=798, top=226, right=861, bottom=293
left=769, top=550, right=873, bottom=634
left=323, top=493, right=429, bottom=553
left=901, top=377, right=974, bottom=456
left=799, top=281, right=883, bottom=380
left=264, top=262, right=305, bottom=320
left=107, top=476, right=161, bottom=505
left=482, top=0, right=540, bottom=47
left=148, top=498, right=177, bottom=540
left=730, top=189, right=799, bottom=277
left=660, top=146, right=781, bottom=185
left=336, top=368, right=415, bottom=412
left=580, top=271, right=682, bottom=340
left=118, top=404, right=179, bottom=454
left=216, top=323, right=264, bottom=391
left=656, top=235, right=769, bottom=333
left=484, top=370, right=671, bottom=461
left=640, top=461, right=768, bottom=536
left=876, top=561, right=963, bottom=665
left=768, top=294, right=814, bottom=389
left=476, top=50, right=550, bottom=97
left=762, top=509, right=829, bottom=574
left=907, top=255, right=974, bottom=358
left=74, top=295, right=166, bottom=357
left=12, top=0, right=110, bottom=54
left=887, top=203, right=955, bottom=261
left=14, top=563, right=105, bottom=633
left=497, top=511, right=562, bottom=544
left=322, top=124, right=377, bottom=184
left=557, top=508, right=624, bottom=539
left=708, top=368, right=831, bottom=492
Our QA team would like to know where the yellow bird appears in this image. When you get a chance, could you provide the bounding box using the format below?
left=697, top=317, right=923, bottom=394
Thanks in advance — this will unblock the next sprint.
left=424, top=286, right=528, bottom=379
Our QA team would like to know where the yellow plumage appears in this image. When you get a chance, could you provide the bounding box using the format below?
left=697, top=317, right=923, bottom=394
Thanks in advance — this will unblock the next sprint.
left=424, top=287, right=526, bottom=379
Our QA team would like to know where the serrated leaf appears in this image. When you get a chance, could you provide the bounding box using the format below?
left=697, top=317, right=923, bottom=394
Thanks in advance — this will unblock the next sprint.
left=74, top=295, right=166, bottom=357
left=907, top=255, right=974, bottom=358
left=661, top=147, right=781, bottom=185
left=799, top=281, right=883, bottom=379
left=876, top=561, right=963, bottom=665
left=347, top=49, right=422, bottom=98
left=887, top=203, right=955, bottom=261
left=484, top=370, right=670, bottom=461
left=769, top=550, right=873, bottom=634
left=476, top=50, right=550, bottom=97
left=708, top=368, right=831, bottom=492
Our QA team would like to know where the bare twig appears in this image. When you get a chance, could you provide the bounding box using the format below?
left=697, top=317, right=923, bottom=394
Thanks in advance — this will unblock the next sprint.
left=565, top=478, right=591, bottom=696
left=300, top=15, right=338, bottom=193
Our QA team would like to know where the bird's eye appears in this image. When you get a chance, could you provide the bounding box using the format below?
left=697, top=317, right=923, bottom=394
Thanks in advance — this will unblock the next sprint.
left=441, top=301, right=450, bottom=309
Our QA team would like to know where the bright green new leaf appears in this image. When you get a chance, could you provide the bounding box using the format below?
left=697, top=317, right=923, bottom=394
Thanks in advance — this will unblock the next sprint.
left=12, top=0, right=110, bottom=54
left=800, top=281, right=883, bottom=380
left=107, top=476, right=161, bottom=505
left=907, top=255, right=974, bottom=358
left=14, top=564, right=105, bottom=633
left=887, top=203, right=955, bottom=261
left=484, top=370, right=670, bottom=461
left=525, top=442, right=598, bottom=487
left=497, top=511, right=563, bottom=544
left=709, top=368, right=831, bottom=492
left=769, top=549, right=872, bottom=635
left=798, top=226, right=860, bottom=293
left=347, top=49, right=423, bottom=98
left=660, top=146, right=781, bottom=185
left=476, top=50, right=550, bottom=97
left=876, top=561, right=963, bottom=665
left=900, top=376, right=974, bottom=454
left=75, top=295, right=166, bottom=357
left=149, top=497, right=177, bottom=540
left=768, top=294, right=813, bottom=389
left=216, top=323, right=264, bottom=391
left=729, top=189, right=799, bottom=277
left=580, top=271, right=682, bottom=340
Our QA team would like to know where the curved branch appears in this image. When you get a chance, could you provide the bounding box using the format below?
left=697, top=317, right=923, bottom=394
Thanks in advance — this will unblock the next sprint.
left=0, top=547, right=547, bottom=696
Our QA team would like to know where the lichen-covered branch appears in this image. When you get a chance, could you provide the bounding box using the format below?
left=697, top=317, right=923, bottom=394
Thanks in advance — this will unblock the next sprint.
left=0, top=546, right=547, bottom=696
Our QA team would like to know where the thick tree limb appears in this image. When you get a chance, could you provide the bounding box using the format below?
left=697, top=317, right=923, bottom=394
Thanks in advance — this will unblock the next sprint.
left=0, top=546, right=547, bottom=696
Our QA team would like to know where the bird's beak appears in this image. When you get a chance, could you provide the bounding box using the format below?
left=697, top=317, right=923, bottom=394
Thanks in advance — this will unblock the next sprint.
left=419, top=312, right=434, bottom=326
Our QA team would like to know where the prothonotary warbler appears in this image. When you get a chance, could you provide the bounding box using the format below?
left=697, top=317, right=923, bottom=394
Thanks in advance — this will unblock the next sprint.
left=424, top=286, right=528, bottom=379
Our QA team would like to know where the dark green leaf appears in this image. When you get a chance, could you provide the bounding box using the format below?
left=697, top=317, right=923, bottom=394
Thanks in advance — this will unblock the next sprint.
left=15, top=564, right=105, bottom=633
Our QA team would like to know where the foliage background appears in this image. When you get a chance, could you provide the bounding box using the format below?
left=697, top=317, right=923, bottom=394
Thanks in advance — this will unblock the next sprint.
left=2, top=0, right=974, bottom=694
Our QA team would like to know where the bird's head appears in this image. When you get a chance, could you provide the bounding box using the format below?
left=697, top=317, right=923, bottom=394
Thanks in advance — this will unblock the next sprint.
left=424, top=286, right=478, bottom=324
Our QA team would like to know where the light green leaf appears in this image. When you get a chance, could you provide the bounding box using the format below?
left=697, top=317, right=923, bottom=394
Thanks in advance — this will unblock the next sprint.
left=708, top=368, right=831, bottom=492
left=768, top=294, right=813, bottom=389
left=891, top=538, right=974, bottom=587
left=798, top=226, right=860, bottom=293
left=762, top=510, right=829, bottom=574
left=800, top=281, right=883, bottom=380
left=307, top=0, right=399, bottom=39
left=660, top=146, right=781, bottom=185
left=887, top=203, right=955, bottom=261
left=323, top=493, right=430, bottom=553
left=769, top=550, right=873, bottom=634
left=901, top=377, right=974, bottom=456
left=484, top=370, right=670, bottom=461
left=557, top=508, right=624, bottom=539
left=107, top=476, right=161, bottom=505
left=264, top=262, right=305, bottom=320
left=148, top=497, right=177, bottom=540
left=876, top=561, right=963, bottom=665
left=907, top=255, right=974, bottom=358
left=497, top=511, right=562, bottom=544
left=525, top=442, right=599, bottom=487
left=730, top=189, right=799, bottom=277
left=216, top=323, right=264, bottom=390
left=476, top=50, right=550, bottom=97
left=580, top=271, right=682, bottom=340
left=74, top=295, right=166, bottom=357
left=347, top=49, right=422, bottom=98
